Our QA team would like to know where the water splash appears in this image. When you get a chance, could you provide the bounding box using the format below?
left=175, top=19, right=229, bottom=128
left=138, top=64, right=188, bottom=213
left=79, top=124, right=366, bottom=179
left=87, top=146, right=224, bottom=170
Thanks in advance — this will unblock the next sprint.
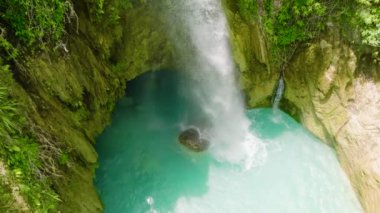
left=146, top=196, right=158, bottom=213
left=167, top=0, right=264, bottom=169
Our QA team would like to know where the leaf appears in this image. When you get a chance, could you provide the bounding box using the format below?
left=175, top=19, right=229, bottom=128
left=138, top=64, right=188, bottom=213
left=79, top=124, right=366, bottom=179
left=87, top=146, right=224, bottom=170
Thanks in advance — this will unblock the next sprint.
left=11, top=145, right=21, bottom=152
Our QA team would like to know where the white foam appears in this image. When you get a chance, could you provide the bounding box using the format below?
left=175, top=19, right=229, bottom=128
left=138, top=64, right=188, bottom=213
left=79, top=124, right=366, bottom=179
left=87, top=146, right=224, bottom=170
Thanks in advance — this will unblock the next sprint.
left=146, top=196, right=158, bottom=213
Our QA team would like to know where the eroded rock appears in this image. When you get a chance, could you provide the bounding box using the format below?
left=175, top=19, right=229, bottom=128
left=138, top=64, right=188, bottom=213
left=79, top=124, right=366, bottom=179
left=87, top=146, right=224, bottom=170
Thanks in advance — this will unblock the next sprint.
left=283, top=38, right=380, bottom=212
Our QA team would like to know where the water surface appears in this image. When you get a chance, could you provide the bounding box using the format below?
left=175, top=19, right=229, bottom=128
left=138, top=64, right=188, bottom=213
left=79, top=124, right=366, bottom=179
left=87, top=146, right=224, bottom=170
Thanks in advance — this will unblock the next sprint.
left=95, top=71, right=362, bottom=213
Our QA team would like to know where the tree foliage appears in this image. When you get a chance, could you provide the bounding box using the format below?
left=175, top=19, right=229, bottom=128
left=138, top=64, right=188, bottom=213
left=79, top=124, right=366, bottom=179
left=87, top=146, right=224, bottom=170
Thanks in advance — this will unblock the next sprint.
left=355, top=0, right=380, bottom=47
left=265, top=0, right=327, bottom=47
left=236, top=0, right=380, bottom=65
left=0, top=0, right=68, bottom=47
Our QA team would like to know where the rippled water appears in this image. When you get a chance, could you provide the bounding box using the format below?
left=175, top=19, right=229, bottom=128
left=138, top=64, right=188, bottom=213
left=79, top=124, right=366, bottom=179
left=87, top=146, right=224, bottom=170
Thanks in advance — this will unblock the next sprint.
left=95, top=71, right=362, bottom=213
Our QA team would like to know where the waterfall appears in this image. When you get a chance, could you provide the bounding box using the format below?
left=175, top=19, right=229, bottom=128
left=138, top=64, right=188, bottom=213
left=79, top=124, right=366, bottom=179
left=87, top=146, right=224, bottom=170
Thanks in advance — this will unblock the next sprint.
left=272, top=70, right=285, bottom=109
left=167, top=0, right=265, bottom=169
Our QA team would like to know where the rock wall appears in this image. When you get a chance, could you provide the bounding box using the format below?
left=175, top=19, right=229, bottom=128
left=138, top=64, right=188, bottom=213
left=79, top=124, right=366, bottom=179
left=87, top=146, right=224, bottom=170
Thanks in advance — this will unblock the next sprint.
left=224, top=2, right=380, bottom=212
left=224, top=1, right=278, bottom=108
left=12, top=1, right=173, bottom=212
left=284, top=33, right=380, bottom=212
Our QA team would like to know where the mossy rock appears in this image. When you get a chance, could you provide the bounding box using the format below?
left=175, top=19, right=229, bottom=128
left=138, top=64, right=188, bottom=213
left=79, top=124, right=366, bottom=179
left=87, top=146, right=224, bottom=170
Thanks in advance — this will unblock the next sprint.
left=178, top=128, right=210, bottom=152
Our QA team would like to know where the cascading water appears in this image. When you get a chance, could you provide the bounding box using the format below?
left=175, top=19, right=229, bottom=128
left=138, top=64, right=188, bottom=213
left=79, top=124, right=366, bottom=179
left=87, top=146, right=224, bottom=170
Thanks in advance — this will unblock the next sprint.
left=169, top=0, right=265, bottom=169
left=272, top=69, right=285, bottom=109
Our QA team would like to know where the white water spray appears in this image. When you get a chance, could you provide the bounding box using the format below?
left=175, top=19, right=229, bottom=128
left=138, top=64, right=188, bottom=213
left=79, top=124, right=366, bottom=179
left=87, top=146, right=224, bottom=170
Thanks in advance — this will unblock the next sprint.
left=168, top=0, right=265, bottom=169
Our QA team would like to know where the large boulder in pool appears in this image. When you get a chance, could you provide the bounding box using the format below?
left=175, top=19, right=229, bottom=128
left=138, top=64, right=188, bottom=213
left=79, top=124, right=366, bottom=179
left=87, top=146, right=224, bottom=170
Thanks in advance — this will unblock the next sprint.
left=178, top=128, right=210, bottom=152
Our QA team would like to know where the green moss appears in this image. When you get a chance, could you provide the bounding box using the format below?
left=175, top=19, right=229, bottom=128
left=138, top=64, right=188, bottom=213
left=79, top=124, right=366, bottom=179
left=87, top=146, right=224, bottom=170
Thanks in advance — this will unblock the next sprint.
left=354, top=0, right=380, bottom=47
left=0, top=62, right=59, bottom=212
left=0, top=179, right=15, bottom=212
left=237, top=0, right=258, bottom=21
left=95, top=0, right=133, bottom=25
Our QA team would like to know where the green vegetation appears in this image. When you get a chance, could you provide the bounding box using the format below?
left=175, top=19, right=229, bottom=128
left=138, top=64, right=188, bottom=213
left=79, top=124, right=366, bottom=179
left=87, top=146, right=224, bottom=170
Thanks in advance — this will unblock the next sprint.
left=237, top=0, right=258, bottom=21
left=0, top=63, right=60, bottom=212
left=264, top=0, right=327, bottom=47
left=0, top=180, right=14, bottom=211
left=0, top=0, right=120, bottom=56
left=233, top=0, right=331, bottom=65
left=236, top=0, right=380, bottom=65
left=0, top=0, right=68, bottom=47
left=93, top=0, right=133, bottom=25
left=263, top=0, right=328, bottom=64
left=0, top=37, right=18, bottom=61
left=355, top=0, right=380, bottom=47
left=94, top=0, right=105, bottom=17
left=0, top=74, right=20, bottom=138
left=0, top=0, right=133, bottom=59
left=0, top=0, right=135, bottom=210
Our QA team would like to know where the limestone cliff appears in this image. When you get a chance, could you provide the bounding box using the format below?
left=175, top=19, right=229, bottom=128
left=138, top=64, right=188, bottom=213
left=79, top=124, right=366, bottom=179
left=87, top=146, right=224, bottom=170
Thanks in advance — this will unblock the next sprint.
left=283, top=33, right=380, bottom=212
left=4, top=1, right=173, bottom=212
left=224, top=2, right=278, bottom=108
left=225, top=3, right=380, bottom=211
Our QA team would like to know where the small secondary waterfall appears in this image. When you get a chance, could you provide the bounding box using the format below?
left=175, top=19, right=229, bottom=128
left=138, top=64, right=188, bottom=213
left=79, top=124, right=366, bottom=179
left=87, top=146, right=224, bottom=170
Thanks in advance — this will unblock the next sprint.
left=169, top=0, right=264, bottom=168
left=272, top=69, right=285, bottom=109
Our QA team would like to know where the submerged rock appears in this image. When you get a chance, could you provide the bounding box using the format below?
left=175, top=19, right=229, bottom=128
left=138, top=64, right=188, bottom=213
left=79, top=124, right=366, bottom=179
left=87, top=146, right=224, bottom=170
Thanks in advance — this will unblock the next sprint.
left=178, top=128, right=210, bottom=152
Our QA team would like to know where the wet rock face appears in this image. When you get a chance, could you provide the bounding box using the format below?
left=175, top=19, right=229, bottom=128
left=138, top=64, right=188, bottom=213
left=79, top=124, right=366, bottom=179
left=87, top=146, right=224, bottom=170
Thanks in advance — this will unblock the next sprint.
left=178, top=128, right=210, bottom=152
left=282, top=38, right=380, bottom=212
